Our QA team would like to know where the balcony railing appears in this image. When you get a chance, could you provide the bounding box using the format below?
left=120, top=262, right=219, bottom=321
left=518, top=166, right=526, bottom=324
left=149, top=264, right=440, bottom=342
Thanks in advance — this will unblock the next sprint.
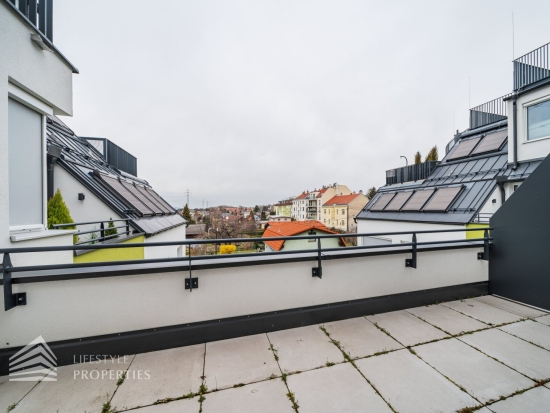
left=52, top=219, right=136, bottom=245
left=469, top=94, right=511, bottom=129
left=386, top=161, right=439, bottom=185
left=514, top=42, right=550, bottom=90
left=8, top=0, right=53, bottom=41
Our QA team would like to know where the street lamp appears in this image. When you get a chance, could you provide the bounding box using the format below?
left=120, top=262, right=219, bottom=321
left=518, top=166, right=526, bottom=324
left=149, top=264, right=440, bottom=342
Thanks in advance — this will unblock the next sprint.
left=400, top=156, right=408, bottom=166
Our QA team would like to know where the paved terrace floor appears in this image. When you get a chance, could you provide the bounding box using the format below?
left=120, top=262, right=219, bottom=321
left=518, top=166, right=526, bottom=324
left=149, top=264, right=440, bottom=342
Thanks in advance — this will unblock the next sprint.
left=2, top=295, right=550, bottom=413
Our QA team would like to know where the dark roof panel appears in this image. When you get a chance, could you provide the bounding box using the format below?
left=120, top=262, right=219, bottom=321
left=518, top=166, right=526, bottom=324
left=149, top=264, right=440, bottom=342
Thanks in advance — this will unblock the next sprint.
left=447, top=137, right=482, bottom=160
left=422, top=186, right=464, bottom=212
left=370, top=193, right=395, bottom=211
left=401, top=189, right=435, bottom=211
left=384, top=192, right=414, bottom=211
left=472, top=130, right=508, bottom=155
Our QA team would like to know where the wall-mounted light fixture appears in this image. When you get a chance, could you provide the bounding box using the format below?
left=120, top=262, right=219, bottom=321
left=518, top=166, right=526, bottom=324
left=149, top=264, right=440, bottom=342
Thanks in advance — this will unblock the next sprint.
left=78, top=193, right=85, bottom=201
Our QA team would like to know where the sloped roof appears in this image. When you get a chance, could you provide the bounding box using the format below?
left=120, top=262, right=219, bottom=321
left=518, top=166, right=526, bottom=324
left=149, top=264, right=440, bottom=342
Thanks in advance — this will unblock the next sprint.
left=294, top=192, right=309, bottom=200
left=357, top=122, right=542, bottom=224
left=262, top=221, right=345, bottom=251
left=47, top=116, right=185, bottom=236
left=323, top=194, right=360, bottom=206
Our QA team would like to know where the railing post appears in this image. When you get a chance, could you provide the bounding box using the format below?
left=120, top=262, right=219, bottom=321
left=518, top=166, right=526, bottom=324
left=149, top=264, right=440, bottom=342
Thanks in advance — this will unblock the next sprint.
left=126, top=220, right=130, bottom=236
left=100, top=222, right=105, bottom=241
left=3, top=253, right=27, bottom=311
left=406, top=233, right=417, bottom=268
left=185, top=244, right=198, bottom=291
left=312, top=236, right=322, bottom=278
left=478, top=229, right=489, bottom=261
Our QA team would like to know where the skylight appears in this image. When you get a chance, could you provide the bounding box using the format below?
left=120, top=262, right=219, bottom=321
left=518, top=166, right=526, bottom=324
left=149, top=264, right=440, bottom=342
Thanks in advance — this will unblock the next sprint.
left=471, top=130, right=507, bottom=155
left=422, top=186, right=464, bottom=212
left=384, top=192, right=414, bottom=211
left=400, top=189, right=435, bottom=211
left=369, top=193, right=395, bottom=211
left=447, top=137, right=482, bottom=160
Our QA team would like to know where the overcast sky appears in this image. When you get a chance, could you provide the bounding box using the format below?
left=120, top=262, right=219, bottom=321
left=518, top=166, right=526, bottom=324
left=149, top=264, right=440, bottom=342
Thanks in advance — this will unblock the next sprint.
left=54, top=0, right=550, bottom=208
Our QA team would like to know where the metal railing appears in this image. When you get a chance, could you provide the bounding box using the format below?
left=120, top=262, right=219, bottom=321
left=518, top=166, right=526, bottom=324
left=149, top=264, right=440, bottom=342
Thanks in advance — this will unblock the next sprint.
left=514, top=42, right=550, bottom=90
left=52, top=219, right=135, bottom=245
left=1, top=228, right=491, bottom=311
left=7, top=0, right=53, bottom=41
left=386, top=161, right=439, bottom=185
left=469, top=94, right=511, bottom=129
left=472, top=213, right=492, bottom=224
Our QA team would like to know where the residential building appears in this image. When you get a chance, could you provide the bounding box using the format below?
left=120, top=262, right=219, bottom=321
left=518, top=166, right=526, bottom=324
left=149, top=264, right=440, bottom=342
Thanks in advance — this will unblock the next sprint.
left=262, top=221, right=346, bottom=252
left=322, top=193, right=369, bottom=232
left=47, top=116, right=186, bottom=261
left=268, top=216, right=292, bottom=222
left=357, top=42, right=550, bottom=245
left=273, top=199, right=293, bottom=217
left=1, top=0, right=78, bottom=266
left=291, top=184, right=352, bottom=221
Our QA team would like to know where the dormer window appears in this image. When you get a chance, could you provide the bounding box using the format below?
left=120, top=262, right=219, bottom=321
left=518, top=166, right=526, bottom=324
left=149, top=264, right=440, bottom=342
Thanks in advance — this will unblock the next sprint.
left=527, top=99, right=550, bottom=141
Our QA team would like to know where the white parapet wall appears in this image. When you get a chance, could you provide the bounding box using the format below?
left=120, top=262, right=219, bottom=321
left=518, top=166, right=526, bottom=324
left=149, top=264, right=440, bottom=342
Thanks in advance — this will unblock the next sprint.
left=1, top=245, right=487, bottom=348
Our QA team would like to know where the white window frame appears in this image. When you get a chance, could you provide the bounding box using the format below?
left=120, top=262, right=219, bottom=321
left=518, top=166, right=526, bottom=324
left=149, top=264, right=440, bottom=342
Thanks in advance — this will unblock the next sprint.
left=524, top=96, right=550, bottom=143
left=7, top=83, right=53, bottom=232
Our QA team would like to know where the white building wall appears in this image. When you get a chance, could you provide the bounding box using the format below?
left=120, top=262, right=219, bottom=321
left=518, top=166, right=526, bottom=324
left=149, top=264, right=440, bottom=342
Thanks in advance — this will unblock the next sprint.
left=1, top=246, right=486, bottom=347
left=507, top=83, right=550, bottom=164
left=143, top=224, right=187, bottom=260
left=357, top=219, right=465, bottom=245
left=0, top=2, right=74, bottom=258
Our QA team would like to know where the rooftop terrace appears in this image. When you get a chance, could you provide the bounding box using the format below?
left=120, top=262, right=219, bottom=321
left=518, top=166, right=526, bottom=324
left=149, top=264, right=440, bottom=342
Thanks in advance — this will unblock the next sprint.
left=1, top=295, right=549, bottom=412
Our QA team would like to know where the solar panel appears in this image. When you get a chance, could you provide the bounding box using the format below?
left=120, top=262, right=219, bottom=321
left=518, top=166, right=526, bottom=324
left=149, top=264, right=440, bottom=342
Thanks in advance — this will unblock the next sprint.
left=422, top=186, right=464, bottom=212
left=447, top=137, right=482, bottom=160
left=369, top=193, right=396, bottom=211
left=471, top=130, right=507, bottom=155
left=384, top=192, right=414, bottom=211
left=145, top=187, right=176, bottom=214
left=135, top=184, right=172, bottom=214
left=401, top=189, right=435, bottom=211
left=98, top=174, right=153, bottom=216
left=121, top=181, right=165, bottom=215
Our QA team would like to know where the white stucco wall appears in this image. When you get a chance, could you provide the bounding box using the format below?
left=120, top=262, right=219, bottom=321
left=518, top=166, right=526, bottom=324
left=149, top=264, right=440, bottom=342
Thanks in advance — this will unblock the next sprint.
left=507, top=83, right=550, bottom=164
left=1, top=246, right=486, bottom=347
left=0, top=3, right=74, bottom=261
left=143, top=224, right=187, bottom=259
left=357, top=219, right=465, bottom=244
left=478, top=186, right=502, bottom=216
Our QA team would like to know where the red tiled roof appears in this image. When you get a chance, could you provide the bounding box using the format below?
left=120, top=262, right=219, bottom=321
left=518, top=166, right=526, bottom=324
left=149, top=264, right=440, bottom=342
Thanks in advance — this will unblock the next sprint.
left=323, top=194, right=360, bottom=206
left=294, top=192, right=309, bottom=200
left=262, top=221, right=345, bottom=251
left=316, top=188, right=328, bottom=198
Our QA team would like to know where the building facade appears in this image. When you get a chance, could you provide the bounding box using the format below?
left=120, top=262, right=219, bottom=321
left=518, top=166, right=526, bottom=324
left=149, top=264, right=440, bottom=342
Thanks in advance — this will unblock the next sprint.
left=322, top=193, right=369, bottom=232
left=291, top=184, right=352, bottom=221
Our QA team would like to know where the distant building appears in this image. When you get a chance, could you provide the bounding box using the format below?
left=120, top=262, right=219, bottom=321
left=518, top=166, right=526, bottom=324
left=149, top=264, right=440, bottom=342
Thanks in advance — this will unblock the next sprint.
left=186, top=224, right=206, bottom=239
left=262, top=221, right=346, bottom=252
left=291, top=184, right=352, bottom=221
left=322, top=193, right=369, bottom=232
left=268, top=216, right=292, bottom=222
left=273, top=199, right=293, bottom=217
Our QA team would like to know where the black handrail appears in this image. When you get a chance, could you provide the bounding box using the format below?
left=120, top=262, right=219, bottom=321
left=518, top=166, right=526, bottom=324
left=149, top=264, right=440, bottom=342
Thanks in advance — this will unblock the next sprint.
left=1, top=227, right=492, bottom=311
left=52, top=219, right=134, bottom=246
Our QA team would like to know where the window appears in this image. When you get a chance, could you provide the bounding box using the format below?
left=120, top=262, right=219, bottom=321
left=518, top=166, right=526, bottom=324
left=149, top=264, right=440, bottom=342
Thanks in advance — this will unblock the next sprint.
left=308, top=229, right=316, bottom=242
left=341, top=220, right=344, bottom=225
left=527, top=99, right=550, bottom=141
left=8, top=98, right=44, bottom=229
left=336, top=209, right=338, bottom=215
left=341, top=209, right=345, bottom=215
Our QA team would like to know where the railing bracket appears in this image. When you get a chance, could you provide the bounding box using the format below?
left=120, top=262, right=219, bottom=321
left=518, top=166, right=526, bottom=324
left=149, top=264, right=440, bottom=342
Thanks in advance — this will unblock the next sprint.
left=3, top=253, right=27, bottom=311
left=312, top=267, right=322, bottom=279
left=185, top=278, right=198, bottom=290
left=405, top=233, right=417, bottom=269
left=478, top=229, right=490, bottom=261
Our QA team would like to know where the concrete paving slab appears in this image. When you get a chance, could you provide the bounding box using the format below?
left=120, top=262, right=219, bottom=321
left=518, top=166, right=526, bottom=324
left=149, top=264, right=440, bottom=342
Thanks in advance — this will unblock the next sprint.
left=267, top=325, right=343, bottom=373
left=460, top=329, right=550, bottom=380
left=473, top=295, right=548, bottom=318
left=355, top=349, right=478, bottom=413
left=204, top=334, right=279, bottom=391
left=201, top=378, right=293, bottom=413
left=489, top=385, right=550, bottom=413
left=500, top=320, right=550, bottom=351
left=407, top=304, right=487, bottom=335
left=323, top=317, right=402, bottom=359
left=111, top=345, right=204, bottom=411
left=536, top=314, right=550, bottom=325
left=286, top=362, right=392, bottom=413
left=366, top=310, right=449, bottom=347
left=443, top=299, right=523, bottom=326
left=414, top=338, right=533, bottom=403
left=13, top=356, right=134, bottom=413
left=0, top=377, right=38, bottom=413
left=130, top=397, right=200, bottom=412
